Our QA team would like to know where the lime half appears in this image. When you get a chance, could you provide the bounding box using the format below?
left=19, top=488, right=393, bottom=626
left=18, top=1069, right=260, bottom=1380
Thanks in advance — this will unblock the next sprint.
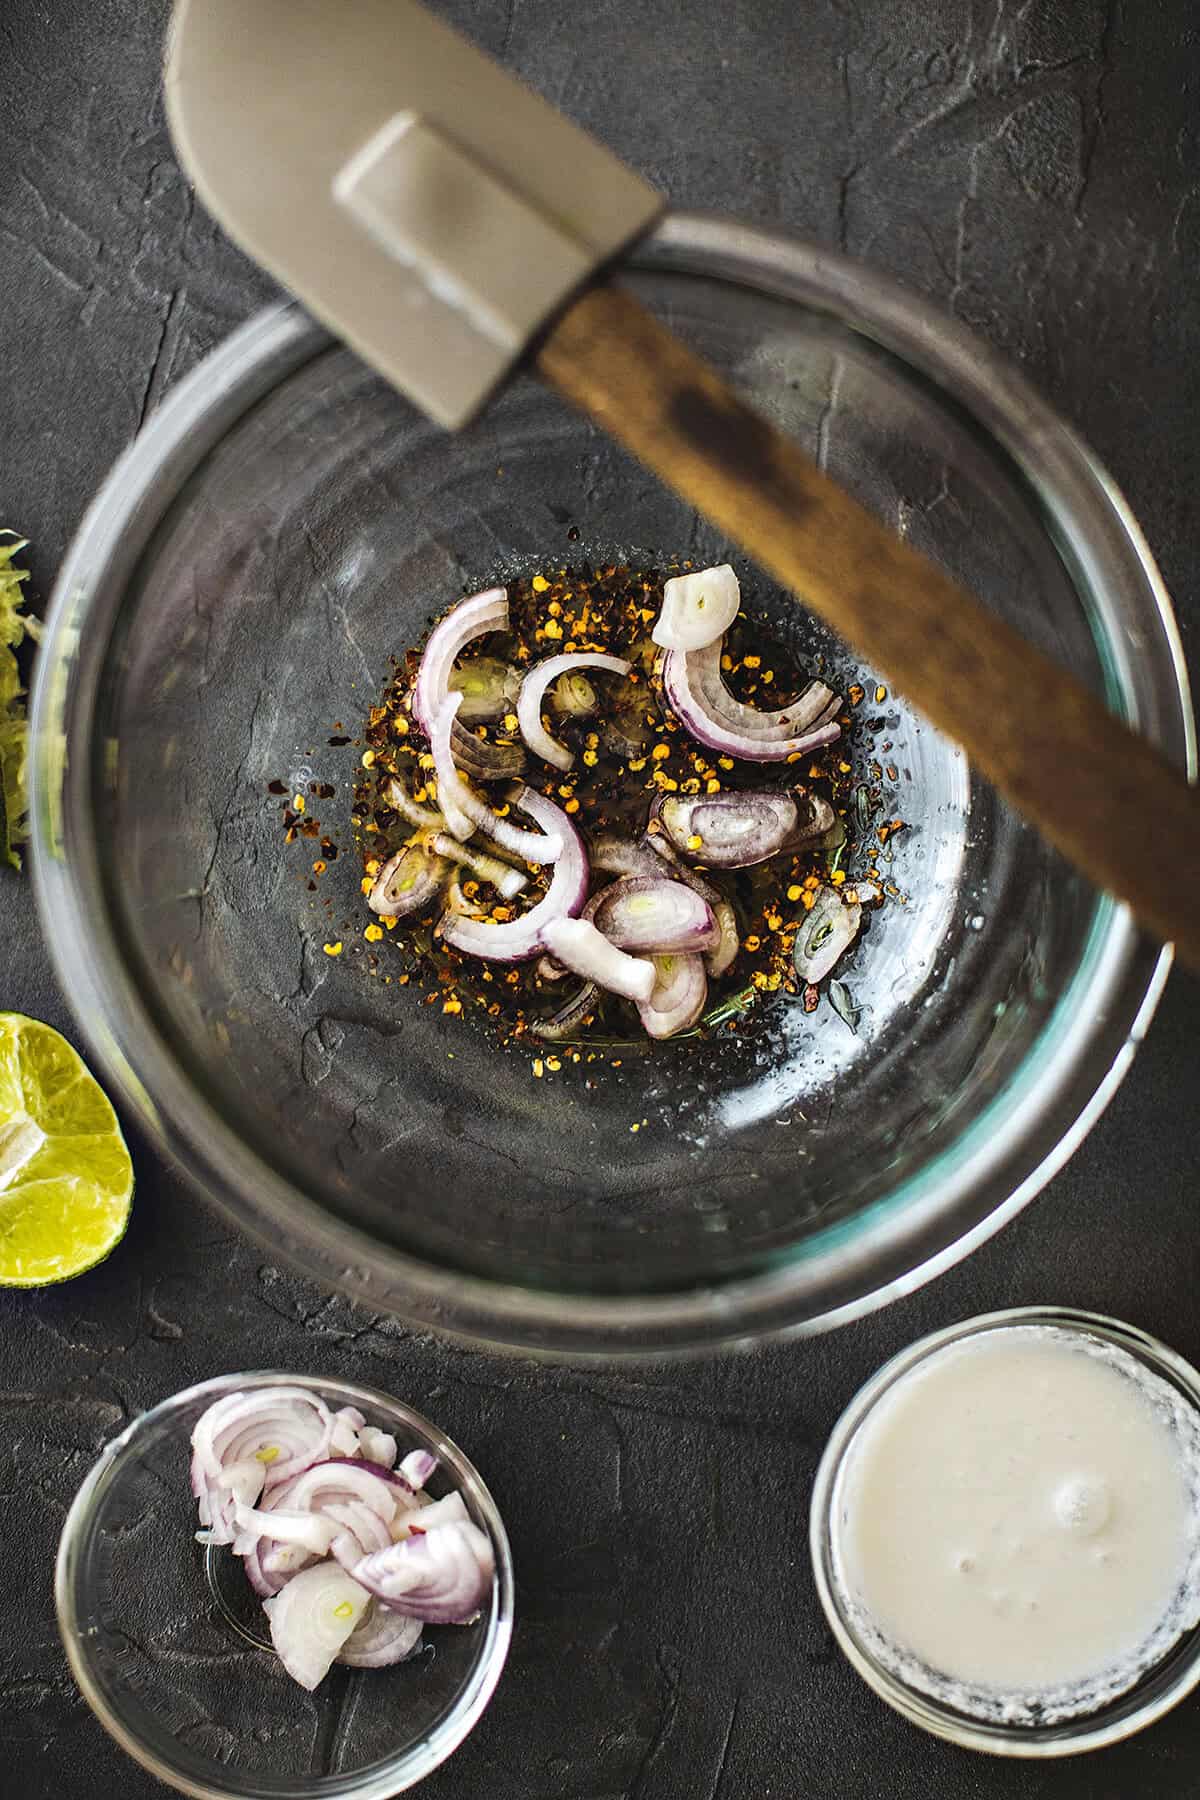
left=0, top=1014, right=133, bottom=1286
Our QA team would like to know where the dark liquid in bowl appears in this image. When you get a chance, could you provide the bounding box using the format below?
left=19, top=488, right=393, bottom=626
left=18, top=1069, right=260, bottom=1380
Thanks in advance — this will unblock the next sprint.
left=333, top=564, right=902, bottom=1051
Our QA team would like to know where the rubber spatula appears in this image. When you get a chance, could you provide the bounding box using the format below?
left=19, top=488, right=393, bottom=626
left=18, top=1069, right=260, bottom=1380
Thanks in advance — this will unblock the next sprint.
left=164, top=0, right=1200, bottom=971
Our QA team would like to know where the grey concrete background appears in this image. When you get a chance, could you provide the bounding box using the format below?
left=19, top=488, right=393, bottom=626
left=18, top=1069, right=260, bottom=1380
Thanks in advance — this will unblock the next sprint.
left=1, top=0, right=1198, bottom=1793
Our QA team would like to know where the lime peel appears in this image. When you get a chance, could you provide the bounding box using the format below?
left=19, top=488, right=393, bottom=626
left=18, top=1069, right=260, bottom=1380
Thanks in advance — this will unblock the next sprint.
left=0, top=1014, right=132, bottom=1286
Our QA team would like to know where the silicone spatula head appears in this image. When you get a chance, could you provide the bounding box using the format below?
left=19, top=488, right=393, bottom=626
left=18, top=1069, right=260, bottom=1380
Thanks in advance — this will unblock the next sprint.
left=165, top=0, right=663, bottom=428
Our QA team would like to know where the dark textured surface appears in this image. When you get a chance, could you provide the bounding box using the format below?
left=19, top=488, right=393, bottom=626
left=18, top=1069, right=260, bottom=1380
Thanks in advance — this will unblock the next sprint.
left=1, top=0, right=1198, bottom=1793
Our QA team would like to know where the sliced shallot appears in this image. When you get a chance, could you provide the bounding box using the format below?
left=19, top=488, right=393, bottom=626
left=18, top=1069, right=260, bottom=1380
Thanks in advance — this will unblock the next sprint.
left=368, top=843, right=450, bottom=919
left=652, top=789, right=835, bottom=869
left=589, top=832, right=664, bottom=878
left=358, top=1427, right=399, bottom=1469
left=792, top=886, right=862, bottom=983
left=541, top=916, right=656, bottom=1004
left=529, top=981, right=599, bottom=1042
left=450, top=719, right=526, bottom=782
left=383, top=770, right=444, bottom=831
left=517, top=653, right=632, bottom=772
left=352, top=1519, right=496, bottom=1624
left=551, top=669, right=598, bottom=716
left=330, top=1407, right=366, bottom=1457
left=398, top=1448, right=437, bottom=1489
left=412, top=586, right=508, bottom=736
left=191, top=1388, right=334, bottom=1543
left=383, top=775, right=443, bottom=833
left=431, top=693, right=562, bottom=863
left=637, top=954, right=708, bottom=1038
left=661, top=639, right=842, bottom=761
left=338, top=1602, right=424, bottom=1669
left=264, top=1562, right=370, bottom=1691
left=236, top=1457, right=411, bottom=1584
left=409, top=1492, right=470, bottom=1531
left=585, top=875, right=719, bottom=955
left=430, top=831, right=528, bottom=900
left=687, top=639, right=838, bottom=739
left=438, top=791, right=587, bottom=963
left=642, top=835, right=739, bottom=977
left=651, top=563, right=741, bottom=652
left=232, top=1506, right=340, bottom=1560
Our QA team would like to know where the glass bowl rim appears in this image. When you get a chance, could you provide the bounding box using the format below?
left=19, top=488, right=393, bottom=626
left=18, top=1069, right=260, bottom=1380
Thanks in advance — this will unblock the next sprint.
left=54, top=1369, right=515, bottom=1800
left=28, top=210, right=1195, bottom=1357
left=808, top=1305, right=1200, bottom=1757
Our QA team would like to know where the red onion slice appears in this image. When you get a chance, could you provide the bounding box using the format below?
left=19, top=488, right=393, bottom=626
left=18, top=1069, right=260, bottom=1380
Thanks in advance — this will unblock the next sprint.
left=238, top=1457, right=417, bottom=1596
left=792, top=887, right=862, bottom=983
left=703, top=903, right=740, bottom=978
left=191, top=1389, right=335, bottom=1542
left=409, top=1493, right=470, bottom=1531
left=233, top=1506, right=340, bottom=1559
left=517, top=653, right=632, bottom=771
left=352, top=1520, right=495, bottom=1624
left=652, top=789, right=835, bottom=869
left=585, top=875, right=719, bottom=954
left=640, top=834, right=740, bottom=976
left=589, top=833, right=664, bottom=878
left=281, top=1459, right=408, bottom=1521
left=541, top=916, right=656, bottom=1004
left=686, top=640, right=838, bottom=738
left=330, top=1407, right=366, bottom=1457
left=321, top=1499, right=396, bottom=1559
left=637, top=953, right=708, bottom=1038
left=338, top=1602, right=424, bottom=1669
left=194, top=1458, right=268, bottom=1546
left=429, top=832, right=528, bottom=900
left=383, top=776, right=444, bottom=833
left=450, top=719, right=526, bottom=782
left=412, top=587, right=508, bottom=736
left=529, top=981, right=599, bottom=1041
left=264, top=1562, right=370, bottom=1690
left=431, top=693, right=562, bottom=863
left=439, top=791, right=587, bottom=963
left=358, top=1428, right=398, bottom=1469
left=400, top=1450, right=437, bottom=1489
left=368, top=844, right=451, bottom=919
left=192, top=1389, right=333, bottom=1490
left=662, top=641, right=842, bottom=761
left=651, top=563, right=741, bottom=652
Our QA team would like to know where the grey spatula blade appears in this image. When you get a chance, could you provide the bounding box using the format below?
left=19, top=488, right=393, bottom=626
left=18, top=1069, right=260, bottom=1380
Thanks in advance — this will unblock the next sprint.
left=165, top=0, right=663, bottom=427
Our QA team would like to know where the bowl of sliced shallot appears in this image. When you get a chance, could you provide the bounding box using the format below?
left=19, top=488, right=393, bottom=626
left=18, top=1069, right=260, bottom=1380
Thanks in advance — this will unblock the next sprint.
left=55, top=1372, right=513, bottom=1800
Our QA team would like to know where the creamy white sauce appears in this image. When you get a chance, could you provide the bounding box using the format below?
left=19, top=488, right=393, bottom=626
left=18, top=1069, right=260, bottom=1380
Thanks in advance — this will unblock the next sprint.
left=832, top=1325, right=1200, bottom=1723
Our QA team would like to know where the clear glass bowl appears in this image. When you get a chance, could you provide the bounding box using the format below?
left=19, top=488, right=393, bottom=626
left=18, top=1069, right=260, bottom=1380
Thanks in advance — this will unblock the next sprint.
left=810, top=1308, right=1200, bottom=1756
left=29, top=213, right=1194, bottom=1356
left=55, top=1373, right=514, bottom=1799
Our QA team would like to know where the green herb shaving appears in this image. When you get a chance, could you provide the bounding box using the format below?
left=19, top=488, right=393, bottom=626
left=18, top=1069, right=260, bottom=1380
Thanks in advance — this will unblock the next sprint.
left=0, top=533, right=40, bottom=869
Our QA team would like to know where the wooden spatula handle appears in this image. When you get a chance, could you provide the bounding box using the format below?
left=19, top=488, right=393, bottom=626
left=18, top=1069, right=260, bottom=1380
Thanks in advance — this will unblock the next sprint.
left=537, top=280, right=1200, bottom=972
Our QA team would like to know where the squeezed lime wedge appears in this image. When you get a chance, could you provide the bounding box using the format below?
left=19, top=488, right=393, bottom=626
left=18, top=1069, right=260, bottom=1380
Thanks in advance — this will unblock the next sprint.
left=0, top=1013, right=133, bottom=1286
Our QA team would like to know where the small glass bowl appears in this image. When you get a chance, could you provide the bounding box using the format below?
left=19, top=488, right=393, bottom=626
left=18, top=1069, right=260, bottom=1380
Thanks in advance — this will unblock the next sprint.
left=55, top=1372, right=514, bottom=1799
left=810, top=1307, right=1200, bottom=1757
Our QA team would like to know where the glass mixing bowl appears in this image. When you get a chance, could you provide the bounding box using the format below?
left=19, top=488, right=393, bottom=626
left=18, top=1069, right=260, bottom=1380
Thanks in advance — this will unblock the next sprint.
left=55, top=1372, right=514, bottom=1799
left=29, top=213, right=1194, bottom=1356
